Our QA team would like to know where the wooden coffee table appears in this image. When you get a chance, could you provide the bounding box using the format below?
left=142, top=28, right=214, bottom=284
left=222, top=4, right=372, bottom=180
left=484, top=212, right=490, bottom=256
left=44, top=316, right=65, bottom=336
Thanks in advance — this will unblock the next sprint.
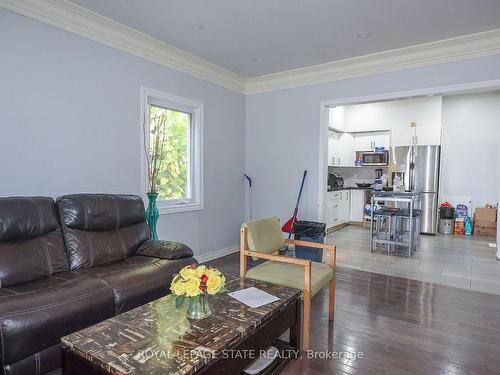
left=61, top=274, right=301, bottom=374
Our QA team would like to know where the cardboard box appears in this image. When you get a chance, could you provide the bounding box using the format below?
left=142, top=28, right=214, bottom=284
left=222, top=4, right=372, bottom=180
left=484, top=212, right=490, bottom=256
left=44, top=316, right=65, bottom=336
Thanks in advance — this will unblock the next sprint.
left=474, top=208, right=497, bottom=222
left=473, top=220, right=497, bottom=229
left=474, top=226, right=497, bottom=237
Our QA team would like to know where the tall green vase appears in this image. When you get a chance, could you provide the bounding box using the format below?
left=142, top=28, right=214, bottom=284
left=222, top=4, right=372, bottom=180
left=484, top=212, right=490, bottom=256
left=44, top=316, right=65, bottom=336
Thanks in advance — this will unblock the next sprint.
left=146, top=192, right=159, bottom=240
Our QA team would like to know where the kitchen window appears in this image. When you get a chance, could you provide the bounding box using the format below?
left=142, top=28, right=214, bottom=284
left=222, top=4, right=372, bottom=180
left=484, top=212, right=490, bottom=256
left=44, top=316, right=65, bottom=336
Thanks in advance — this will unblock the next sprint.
left=141, top=87, right=203, bottom=214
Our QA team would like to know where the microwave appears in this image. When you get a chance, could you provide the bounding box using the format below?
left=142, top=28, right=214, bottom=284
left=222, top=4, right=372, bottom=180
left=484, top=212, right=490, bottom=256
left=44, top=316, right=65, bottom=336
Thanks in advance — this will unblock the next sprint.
left=356, top=150, right=389, bottom=166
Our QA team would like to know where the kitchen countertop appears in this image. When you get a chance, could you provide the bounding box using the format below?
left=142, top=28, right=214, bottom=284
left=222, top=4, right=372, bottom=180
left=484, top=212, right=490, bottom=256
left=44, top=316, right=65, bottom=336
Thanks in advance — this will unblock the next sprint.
left=328, top=186, right=372, bottom=192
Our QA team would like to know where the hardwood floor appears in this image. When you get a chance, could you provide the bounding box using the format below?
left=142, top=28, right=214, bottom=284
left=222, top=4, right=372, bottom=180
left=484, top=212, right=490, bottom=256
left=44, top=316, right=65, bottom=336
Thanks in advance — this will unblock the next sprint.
left=208, top=253, right=500, bottom=375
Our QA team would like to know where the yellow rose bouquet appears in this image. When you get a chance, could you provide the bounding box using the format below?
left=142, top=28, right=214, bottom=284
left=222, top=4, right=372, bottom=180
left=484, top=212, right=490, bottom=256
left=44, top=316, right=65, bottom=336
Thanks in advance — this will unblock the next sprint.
left=170, top=264, right=226, bottom=319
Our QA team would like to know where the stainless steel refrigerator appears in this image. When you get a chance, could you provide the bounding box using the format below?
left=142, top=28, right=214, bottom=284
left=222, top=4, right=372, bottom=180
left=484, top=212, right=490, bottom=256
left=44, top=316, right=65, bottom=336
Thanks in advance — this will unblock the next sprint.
left=388, top=145, right=441, bottom=234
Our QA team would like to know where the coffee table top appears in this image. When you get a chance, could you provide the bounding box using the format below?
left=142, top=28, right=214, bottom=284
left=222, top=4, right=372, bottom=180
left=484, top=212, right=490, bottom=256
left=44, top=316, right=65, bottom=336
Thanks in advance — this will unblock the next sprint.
left=61, top=274, right=300, bottom=375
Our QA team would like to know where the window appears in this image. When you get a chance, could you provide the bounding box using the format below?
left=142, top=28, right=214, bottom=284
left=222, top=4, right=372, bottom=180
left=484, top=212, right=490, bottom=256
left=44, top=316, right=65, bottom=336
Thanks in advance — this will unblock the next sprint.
left=141, top=87, right=203, bottom=214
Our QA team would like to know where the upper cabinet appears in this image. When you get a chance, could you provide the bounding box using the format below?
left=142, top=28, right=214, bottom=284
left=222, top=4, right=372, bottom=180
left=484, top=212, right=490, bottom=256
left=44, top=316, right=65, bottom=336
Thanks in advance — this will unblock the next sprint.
left=329, top=131, right=354, bottom=166
left=329, top=106, right=346, bottom=131
left=329, top=96, right=443, bottom=146
left=413, top=125, right=441, bottom=146
left=391, top=124, right=441, bottom=146
left=353, top=131, right=390, bottom=151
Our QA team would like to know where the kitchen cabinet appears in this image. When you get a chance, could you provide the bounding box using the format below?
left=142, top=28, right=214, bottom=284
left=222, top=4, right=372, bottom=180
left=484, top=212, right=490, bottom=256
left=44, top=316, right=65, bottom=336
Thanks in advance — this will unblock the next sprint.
left=353, top=131, right=390, bottom=151
left=327, top=132, right=336, bottom=166
left=337, top=133, right=354, bottom=166
left=339, top=190, right=351, bottom=223
left=327, top=189, right=351, bottom=228
left=329, top=131, right=354, bottom=166
left=391, top=125, right=441, bottom=146
left=413, top=125, right=441, bottom=145
left=326, top=190, right=341, bottom=227
left=350, top=190, right=366, bottom=222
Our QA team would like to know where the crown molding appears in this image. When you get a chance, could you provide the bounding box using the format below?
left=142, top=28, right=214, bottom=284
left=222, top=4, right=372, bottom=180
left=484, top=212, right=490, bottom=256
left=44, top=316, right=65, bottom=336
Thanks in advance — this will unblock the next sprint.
left=2, top=0, right=500, bottom=96
left=245, top=28, right=500, bottom=94
left=0, top=0, right=247, bottom=93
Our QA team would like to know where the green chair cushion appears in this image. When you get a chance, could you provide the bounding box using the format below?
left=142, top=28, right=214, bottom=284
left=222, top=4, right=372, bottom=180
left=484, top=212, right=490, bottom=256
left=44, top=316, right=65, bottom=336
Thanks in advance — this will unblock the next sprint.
left=246, top=260, right=334, bottom=297
left=242, top=217, right=285, bottom=254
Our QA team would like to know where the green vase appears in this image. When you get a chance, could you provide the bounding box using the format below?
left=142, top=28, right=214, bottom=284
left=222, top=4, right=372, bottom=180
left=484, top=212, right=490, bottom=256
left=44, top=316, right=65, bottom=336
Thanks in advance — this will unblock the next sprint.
left=146, top=192, right=159, bottom=240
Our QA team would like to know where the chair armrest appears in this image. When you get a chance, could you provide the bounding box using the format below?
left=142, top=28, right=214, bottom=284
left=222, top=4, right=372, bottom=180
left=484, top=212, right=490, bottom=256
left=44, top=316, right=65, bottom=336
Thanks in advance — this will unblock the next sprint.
left=137, top=240, right=194, bottom=260
left=285, top=239, right=335, bottom=251
left=285, top=239, right=337, bottom=269
left=243, top=250, right=311, bottom=267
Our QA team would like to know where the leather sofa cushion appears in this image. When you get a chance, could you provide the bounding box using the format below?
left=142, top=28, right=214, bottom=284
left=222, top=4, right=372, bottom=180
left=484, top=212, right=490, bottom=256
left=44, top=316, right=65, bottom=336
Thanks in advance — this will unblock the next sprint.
left=2, top=344, right=61, bottom=375
left=137, top=240, right=194, bottom=260
left=81, top=256, right=196, bottom=314
left=0, top=196, right=59, bottom=242
left=0, top=272, right=114, bottom=365
left=0, top=197, right=69, bottom=287
left=56, top=194, right=149, bottom=270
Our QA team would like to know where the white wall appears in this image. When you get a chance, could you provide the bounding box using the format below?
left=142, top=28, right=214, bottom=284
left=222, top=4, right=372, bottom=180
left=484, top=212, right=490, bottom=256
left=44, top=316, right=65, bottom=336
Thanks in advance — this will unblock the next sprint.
left=0, top=10, right=246, bottom=257
left=245, top=55, right=500, bottom=224
left=440, top=91, right=500, bottom=212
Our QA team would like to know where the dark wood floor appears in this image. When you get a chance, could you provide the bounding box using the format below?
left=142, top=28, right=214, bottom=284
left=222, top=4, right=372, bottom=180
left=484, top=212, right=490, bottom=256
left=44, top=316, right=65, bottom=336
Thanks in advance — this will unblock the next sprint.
left=208, top=253, right=500, bottom=375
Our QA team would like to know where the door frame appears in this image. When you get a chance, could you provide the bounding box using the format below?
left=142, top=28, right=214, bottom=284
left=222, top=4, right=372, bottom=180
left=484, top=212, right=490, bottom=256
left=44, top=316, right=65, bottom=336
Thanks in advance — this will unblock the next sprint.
left=318, top=78, right=500, bottom=223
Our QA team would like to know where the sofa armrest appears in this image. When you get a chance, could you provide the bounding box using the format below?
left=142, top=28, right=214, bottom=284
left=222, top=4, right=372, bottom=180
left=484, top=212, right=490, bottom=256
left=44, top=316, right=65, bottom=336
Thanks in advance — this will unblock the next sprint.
left=137, top=240, right=194, bottom=260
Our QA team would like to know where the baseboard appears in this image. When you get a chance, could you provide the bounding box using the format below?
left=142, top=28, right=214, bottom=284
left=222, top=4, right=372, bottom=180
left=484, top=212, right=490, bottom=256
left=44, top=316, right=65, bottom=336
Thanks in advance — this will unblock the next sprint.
left=194, top=245, right=239, bottom=263
left=326, top=223, right=348, bottom=234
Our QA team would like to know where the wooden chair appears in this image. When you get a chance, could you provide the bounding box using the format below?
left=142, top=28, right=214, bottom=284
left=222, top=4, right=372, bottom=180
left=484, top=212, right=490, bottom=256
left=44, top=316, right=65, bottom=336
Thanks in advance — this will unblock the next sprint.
left=240, top=217, right=336, bottom=350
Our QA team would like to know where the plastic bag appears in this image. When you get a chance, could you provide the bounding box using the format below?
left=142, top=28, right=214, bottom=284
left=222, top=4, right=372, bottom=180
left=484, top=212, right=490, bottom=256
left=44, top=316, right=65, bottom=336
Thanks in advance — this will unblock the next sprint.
left=465, top=217, right=473, bottom=236
left=456, top=204, right=468, bottom=218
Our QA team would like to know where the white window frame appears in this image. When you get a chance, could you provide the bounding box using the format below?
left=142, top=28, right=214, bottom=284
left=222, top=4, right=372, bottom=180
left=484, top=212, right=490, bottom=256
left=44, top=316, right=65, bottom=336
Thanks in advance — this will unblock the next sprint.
left=141, top=87, right=204, bottom=214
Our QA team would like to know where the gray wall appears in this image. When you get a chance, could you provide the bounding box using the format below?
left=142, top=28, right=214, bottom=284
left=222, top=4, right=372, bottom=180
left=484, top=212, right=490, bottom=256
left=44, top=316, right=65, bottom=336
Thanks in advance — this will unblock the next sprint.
left=0, top=10, right=246, bottom=257
left=245, top=55, right=500, bottom=224
left=441, top=91, right=500, bottom=210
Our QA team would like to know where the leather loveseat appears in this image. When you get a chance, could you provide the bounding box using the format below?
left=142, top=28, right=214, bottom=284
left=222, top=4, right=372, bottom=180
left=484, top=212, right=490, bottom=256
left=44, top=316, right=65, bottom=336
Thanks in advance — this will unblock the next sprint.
left=0, top=194, right=196, bottom=375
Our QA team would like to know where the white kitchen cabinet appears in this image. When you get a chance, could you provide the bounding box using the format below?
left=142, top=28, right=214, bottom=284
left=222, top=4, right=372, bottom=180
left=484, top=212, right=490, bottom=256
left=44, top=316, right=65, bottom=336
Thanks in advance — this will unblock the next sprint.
left=414, top=125, right=441, bottom=145
left=337, top=133, right=354, bottom=166
left=338, top=189, right=351, bottom=223
left=350, top=190, right=366, bottom=222
left=353, top=131, right=390, bottom=151
left=353, top=133, right=372, bottom=151
left=391, top=127, right=413, bottom=147
left=327, top=132, right=336, bottom=166
left=329, top=106, right=346, bottom=131
left=371, top=132, right=390, bottom=149
left=329, top=131, right=354, bottom=166
left=326, top=191, right=341, bottom=227
left=391, top=125, right=441, bottom=146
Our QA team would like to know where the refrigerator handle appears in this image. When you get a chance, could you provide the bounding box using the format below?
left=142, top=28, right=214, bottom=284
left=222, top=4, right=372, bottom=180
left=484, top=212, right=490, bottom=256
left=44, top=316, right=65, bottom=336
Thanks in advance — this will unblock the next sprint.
left=409, top=146, right=415, bottom=191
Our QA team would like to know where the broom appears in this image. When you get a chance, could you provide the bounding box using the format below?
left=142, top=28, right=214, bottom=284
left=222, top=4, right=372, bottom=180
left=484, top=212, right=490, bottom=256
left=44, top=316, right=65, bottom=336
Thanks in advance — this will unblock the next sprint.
left=281, top=170, right=307, bottom=238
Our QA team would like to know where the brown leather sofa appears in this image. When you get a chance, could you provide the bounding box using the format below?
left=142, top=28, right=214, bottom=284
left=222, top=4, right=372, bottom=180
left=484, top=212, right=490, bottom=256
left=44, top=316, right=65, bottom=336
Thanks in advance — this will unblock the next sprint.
left=0, top=194, right=196, bottom=375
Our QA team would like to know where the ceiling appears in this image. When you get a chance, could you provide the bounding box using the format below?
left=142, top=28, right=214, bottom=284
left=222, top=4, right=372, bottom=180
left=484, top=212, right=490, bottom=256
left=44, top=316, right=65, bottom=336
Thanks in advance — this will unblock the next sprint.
left=69, top=0, right=500, bottom=77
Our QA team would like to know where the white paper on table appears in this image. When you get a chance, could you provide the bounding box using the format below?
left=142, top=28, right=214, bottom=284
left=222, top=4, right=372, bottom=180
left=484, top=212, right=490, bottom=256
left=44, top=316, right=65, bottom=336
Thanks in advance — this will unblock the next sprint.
left=227, top=287, right=280, bottom=308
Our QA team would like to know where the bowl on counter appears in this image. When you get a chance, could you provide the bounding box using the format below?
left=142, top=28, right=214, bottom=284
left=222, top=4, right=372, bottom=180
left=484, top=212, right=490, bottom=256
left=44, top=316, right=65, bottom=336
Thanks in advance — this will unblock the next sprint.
left=355, top=183, right=372, bottom=188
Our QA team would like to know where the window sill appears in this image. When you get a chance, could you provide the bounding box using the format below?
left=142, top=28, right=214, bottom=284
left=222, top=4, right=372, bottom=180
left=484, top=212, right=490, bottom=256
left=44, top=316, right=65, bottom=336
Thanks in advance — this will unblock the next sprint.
left=157, top=202, right=204, bottom=215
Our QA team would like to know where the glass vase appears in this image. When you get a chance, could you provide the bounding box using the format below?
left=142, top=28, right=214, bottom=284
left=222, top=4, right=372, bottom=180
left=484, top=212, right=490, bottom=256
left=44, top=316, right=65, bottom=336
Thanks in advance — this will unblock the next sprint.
left=145, top=192, right=159, bottom=240
left=186, top=294, right=213, bottom=319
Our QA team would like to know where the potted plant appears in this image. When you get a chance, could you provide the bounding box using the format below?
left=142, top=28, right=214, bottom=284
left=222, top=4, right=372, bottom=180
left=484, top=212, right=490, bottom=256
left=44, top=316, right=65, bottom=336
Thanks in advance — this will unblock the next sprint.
left=143, top=107, right=169, bottom=240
